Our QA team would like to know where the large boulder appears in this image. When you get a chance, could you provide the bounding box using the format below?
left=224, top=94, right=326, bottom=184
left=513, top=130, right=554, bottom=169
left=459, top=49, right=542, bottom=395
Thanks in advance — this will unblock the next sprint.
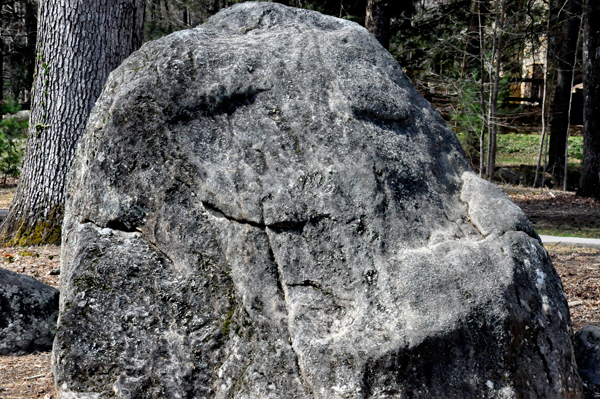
left=0, top=267, right=58, bottom=354
left=54, top=2, right=582, bottom=398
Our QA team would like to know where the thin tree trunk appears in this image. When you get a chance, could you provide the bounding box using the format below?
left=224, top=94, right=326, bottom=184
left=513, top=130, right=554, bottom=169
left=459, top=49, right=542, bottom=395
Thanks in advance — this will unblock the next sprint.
left=464, top=0, right=488, bottom=74
left=486, top=0, right=506, bottom=180
left=479, top=0, right=487, bottom=177
left=534, top=4, right=554, bottom=188
left=183, top=5, right=189, bottom=26
left=366, top=0, right=390, bottom=50
left=23, top=0, right=36, bottom=108
left=0, top=0, right=145, bottom=245
left=563, top=16, right=583, bottom=190
left=578, top=0, right=600, bottom=198
left=548, top=0, right=582, bottom=186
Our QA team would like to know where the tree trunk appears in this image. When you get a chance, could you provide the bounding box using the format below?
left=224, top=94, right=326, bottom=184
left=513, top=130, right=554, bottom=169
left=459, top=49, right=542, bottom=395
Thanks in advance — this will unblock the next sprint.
left=0, top=0, right=145, bottom=245
left=479, top=0, right=487, bottom=177
left=548, top=0, right=582, bottom=186
left=463, top=0, right=488, bottom=74
left=366, top=0, right=390, bottom=50
left=578, top=0, right=600, bottom=198
left=23, top=0, right=36, bottom=108
left=534, top=2, right=555, bottom=188
left=486, top=0, right=506, bottom=180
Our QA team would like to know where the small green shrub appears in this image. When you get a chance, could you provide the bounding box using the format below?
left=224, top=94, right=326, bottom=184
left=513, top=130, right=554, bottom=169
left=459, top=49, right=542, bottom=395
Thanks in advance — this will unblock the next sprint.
left=0, top=98, right=28, bottom=184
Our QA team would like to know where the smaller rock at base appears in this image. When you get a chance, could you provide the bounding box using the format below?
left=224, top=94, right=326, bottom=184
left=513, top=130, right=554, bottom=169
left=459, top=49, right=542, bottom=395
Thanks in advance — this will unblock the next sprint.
left=494, top=167, right=521, bottom=185
left=574, top=325, right=600, bottom=385
left=0, top=267, right=59, bottom=355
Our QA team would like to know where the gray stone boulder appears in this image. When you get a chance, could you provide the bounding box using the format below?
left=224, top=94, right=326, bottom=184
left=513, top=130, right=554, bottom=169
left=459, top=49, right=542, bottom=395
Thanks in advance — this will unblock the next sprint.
left=54, top=2, right=582, bottom=398
left=0, top=267, right=58, bottom=354
left=574, top=325, right=600, bottom=385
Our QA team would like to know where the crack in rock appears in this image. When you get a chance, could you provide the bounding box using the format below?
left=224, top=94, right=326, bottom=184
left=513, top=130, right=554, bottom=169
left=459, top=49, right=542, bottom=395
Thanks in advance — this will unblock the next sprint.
left=265, top=228, right=316, bottom=398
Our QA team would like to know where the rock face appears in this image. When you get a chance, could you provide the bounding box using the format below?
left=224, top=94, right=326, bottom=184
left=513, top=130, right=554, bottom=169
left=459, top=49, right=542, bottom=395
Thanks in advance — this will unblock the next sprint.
left=54, top=3, right=582, bottom=398
left=0, top=267, right=58, bottom=354
left=574, top=325, right=600, bottom=385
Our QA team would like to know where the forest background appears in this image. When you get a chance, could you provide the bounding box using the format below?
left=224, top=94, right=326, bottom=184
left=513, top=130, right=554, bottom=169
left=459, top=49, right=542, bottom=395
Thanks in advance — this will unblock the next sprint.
left=0, top=0, right=593, bottom=197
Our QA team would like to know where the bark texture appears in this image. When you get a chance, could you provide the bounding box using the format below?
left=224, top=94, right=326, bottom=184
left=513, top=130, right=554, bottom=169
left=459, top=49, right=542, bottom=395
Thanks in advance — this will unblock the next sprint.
left=548, top=0, right=582, bottom=186
left=578, top=0, right=600, bottom=198
left=366, top=0, right=390, bottom=50
left=0, top=0, right=145, bottom=245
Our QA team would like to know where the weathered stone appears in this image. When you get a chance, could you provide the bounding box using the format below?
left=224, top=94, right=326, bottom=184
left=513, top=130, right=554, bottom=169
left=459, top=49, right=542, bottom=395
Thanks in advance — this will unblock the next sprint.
left=55, top=2, right=582, bottom=398
left=0, top=267, right=58, bottom=355
left=574, top=325, right=600, bottom=385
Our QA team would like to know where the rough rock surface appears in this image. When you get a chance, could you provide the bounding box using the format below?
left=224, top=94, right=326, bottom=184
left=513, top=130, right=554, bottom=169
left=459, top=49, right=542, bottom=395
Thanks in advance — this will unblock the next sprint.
left=54, top=2, right=582, bottom=398
left=574, top=325, right=600, bottom=385
left=0, top=267, right=58, bottom=355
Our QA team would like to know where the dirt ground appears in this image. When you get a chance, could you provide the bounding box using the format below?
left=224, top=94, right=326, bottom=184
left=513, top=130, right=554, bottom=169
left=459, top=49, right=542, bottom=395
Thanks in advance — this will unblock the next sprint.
left=0, top=179, right=18, bottom=209
left=0, top=189, right=599, bottom=397
left=508, top=187, right=600, bottom=238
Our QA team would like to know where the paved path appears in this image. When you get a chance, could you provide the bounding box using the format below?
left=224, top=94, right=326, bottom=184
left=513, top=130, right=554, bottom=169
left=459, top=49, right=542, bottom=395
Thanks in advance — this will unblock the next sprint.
left=539, top=235, right=600, bottom=247
left=540, top=236, right=600, bottom=247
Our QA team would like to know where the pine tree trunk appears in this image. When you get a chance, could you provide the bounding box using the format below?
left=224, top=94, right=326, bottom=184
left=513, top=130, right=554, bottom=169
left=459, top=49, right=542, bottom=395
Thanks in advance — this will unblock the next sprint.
left=0, top=0, right=145, bottom=245
left=548, top=0, right=582, bottom=186
left=23, top=0, right=36, bottom=108
left=578, top=0, right=600, bottom=198
left=366, top=0, right=390, bottom=50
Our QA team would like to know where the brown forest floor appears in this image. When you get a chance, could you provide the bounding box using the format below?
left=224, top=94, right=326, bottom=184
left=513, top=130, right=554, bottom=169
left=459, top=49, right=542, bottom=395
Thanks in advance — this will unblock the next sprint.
left=0, top=189, right=600, bottom=397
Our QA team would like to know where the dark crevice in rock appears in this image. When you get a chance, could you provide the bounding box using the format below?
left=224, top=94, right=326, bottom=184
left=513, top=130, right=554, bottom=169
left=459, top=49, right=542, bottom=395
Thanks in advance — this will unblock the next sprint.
left=80, top=219, right=173, bottom=265
left=267, top=246, right=286, bottom=301
left=145, top=237, right=176, bottom=267
left=264, top=230, right=315, bottom=398
left=352, top=108, right=406, bottom=128
left=267, top=220, right=307, bottom=232
left=105, top=219, right=140, bottom=233
left=202, top=201, right=264, bottom=228
left=202, top=201, right=328, bottom=234
left=287, top=279, right=335, bottom=297
left=81, top=218, right=140, bottom=234
left=167, top=88, right=268, bottom=124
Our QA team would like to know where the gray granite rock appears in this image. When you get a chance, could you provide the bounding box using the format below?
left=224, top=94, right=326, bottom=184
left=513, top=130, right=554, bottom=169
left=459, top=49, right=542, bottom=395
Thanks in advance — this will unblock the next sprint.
left=574, top=325, right=600, bottom=385
left=54, top=2, right=582, bottom=398
left=0, top=267, right=58, bottom=354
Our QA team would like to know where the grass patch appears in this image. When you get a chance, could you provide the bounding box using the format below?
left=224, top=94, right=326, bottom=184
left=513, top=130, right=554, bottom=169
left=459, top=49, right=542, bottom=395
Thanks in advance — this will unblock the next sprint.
left=536, top=227, right=600, bottom=239
left=456, top=132, right=583, bottom=167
